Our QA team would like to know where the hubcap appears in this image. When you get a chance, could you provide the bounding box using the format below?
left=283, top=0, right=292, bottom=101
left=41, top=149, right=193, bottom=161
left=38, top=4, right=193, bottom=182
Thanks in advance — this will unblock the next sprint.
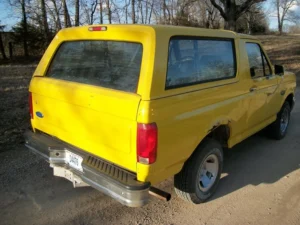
left=199, top=153, right=219, bottom=192
left=280, top=108, right=289, bottom=134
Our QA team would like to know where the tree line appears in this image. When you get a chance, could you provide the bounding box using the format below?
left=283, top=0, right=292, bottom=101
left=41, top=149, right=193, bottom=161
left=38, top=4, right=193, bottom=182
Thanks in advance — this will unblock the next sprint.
left=0, top=0, right=299, bottom=60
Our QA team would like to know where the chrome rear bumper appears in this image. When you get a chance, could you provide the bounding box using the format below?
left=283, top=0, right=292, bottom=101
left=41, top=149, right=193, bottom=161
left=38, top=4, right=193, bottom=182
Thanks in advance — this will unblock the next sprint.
left=24, top=131, right=150, bottom=207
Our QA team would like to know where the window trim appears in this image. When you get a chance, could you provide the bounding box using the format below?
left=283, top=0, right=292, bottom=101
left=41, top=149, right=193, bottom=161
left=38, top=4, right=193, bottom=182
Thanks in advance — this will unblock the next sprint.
left=165, top=36, right=237, bottom=90
left=245, top=42, right=272, bottom=79
left=261, top=51, right=272, bottom=76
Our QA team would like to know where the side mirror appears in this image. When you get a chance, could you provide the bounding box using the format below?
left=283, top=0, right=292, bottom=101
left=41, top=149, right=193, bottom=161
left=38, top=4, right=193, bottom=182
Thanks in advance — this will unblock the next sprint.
left=275, top=65, right=284, bottom=76
left=250, top=67, right=257, bottom=77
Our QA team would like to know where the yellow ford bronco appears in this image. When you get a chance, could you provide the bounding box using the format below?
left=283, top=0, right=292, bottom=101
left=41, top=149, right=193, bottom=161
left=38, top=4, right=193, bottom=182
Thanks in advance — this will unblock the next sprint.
left=25, top=25, right=296, bottom=207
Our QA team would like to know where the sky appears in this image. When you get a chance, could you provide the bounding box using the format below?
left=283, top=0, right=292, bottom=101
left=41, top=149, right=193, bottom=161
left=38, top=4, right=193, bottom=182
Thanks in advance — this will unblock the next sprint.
left=0, top=0, right=299, bottom=31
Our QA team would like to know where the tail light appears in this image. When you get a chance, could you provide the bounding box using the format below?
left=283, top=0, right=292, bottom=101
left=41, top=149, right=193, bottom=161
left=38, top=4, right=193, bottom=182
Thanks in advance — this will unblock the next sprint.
left=137, top=123, right=158, bottom=164
left=29, top=92, right=33, bottom=119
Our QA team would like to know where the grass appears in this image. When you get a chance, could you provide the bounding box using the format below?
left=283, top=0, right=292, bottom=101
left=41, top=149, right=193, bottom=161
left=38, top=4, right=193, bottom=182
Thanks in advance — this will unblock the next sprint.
left=258, top=35, right=300, bottom=79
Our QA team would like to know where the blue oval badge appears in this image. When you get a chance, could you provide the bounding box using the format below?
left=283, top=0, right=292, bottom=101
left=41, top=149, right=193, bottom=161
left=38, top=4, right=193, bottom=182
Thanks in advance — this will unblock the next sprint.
left=36, top=111, right=44, bottom=118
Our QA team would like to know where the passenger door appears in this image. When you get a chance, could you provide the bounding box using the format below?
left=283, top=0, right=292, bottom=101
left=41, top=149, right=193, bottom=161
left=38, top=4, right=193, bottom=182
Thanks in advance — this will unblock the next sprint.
left=244, top=42, right=278, bottom=133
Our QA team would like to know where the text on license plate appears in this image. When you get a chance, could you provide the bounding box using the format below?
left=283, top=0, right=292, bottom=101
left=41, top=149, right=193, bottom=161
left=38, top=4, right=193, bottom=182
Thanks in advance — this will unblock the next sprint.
left=65, top=151, right=83, bottom=172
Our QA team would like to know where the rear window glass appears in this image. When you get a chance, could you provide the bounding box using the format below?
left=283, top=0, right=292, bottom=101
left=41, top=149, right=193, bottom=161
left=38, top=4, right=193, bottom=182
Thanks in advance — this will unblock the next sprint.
left=46, top=41, right=143, bottom=93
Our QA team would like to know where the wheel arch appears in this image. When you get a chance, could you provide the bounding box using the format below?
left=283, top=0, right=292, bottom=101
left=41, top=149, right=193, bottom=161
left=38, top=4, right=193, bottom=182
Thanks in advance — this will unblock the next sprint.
left=186, top=123, right=231, bottom=162
left=285, top=93, right=294, bottom=110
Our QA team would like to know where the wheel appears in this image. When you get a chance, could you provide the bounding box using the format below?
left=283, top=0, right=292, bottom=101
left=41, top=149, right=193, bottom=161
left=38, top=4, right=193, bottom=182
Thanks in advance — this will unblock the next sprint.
left=174, top=138, right=223, bottom=204
left=267, top=101, right=291, bottom=140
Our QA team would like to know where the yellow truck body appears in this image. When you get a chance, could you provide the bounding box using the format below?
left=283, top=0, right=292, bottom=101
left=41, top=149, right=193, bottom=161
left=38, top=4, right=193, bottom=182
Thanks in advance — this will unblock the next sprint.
left=25, top=25, right=296, bottom=207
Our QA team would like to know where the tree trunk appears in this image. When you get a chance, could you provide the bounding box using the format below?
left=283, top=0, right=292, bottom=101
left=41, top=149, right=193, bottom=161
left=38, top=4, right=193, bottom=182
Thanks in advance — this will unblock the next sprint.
left=145, top=0, right=148, bottom=24
left=62, top=0, right=72, bottom=27
left=210, top=0, right=260, bottom=32
left=148, top=2, right=153, bottom=24
left=225, top=19, right=236, bottom=31
left=99, top=0, right=103, bottom=24
left=276, top=0, right=282, bottom=34
left=131, top=0, right=136, bottom=23
left=90, top=0, right=98, bottom=25
left=41, top=0, right=51, bottom=45
left=51, top=0, right=62, bottom=30
left=125, top=0, right=128, bottom=23
left=106, top=0, right=112, bottom=24
left=75, top=0, right=80, bottom=26
left=139, top=0, right=144, bottom=23
left=21, top=0, right=29, bottom=57
left=163, top=0, right=167, bottom=24
left=0, top=31, right=7, bottom=60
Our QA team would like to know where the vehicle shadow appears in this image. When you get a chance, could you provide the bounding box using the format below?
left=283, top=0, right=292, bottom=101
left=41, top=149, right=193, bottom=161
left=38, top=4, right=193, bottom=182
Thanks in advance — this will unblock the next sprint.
left=210, top=110, right=300, bottom=202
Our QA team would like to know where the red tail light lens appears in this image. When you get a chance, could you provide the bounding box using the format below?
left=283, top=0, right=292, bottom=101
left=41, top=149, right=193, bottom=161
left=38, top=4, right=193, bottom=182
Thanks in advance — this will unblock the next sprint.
left=137, top=123, right=158, bottom=164
left=29, top=92, right=33, bottom=119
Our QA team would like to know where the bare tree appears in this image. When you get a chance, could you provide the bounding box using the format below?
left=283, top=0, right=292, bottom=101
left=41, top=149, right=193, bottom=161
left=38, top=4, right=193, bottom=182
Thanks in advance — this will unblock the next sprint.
left=75, top=0, right=80, bottom=26
left=40, top=0, right=51, bottom=44
left=90, top=0, right=98, bottom=24
left=210, top=0, right=266, bottom=31
left=124, top=0, right=129, bottom=23
left=0, top=25, right=7, bottom=60
left=106, top=0, right=112, bottom=24
left=21, top=0, right=29, bottom=56
left=99, top=0, right=103, bottom=23
left=205, top=0, right=221, bottom=28
left=62, top=0, right=72, bottom=27
left=236, top=4, right=268, bottom=34
left=275, top=0, right=300, bottom=34
left=148, top=0, right=154, bottom=24
left=131, top=0, right=136, bottom=23
left=50, top=0, right=62, bottom=30
left=138, top=0, right=144, bottom=23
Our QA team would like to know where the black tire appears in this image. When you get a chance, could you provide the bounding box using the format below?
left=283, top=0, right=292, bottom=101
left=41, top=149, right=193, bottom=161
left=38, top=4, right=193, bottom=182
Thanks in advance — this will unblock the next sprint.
left=174, top=138, right=223, bottom=204
left=267, top=101, right=291, bottom=140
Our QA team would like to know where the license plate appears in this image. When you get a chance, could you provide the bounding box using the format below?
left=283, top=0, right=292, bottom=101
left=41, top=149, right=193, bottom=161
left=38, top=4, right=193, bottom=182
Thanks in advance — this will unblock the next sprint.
left=65, top=151, right=83, bottom=172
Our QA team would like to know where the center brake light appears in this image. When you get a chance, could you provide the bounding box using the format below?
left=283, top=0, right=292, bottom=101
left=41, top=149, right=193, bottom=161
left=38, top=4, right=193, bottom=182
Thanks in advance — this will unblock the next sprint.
left=137, top=123, right=158, bottom=164
left=88, top=26, right=107, bottom=31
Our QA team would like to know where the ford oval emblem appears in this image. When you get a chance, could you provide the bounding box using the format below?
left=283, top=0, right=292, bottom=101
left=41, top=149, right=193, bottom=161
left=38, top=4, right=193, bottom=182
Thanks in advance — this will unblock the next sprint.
left=36, top=111, right=44, bottom=118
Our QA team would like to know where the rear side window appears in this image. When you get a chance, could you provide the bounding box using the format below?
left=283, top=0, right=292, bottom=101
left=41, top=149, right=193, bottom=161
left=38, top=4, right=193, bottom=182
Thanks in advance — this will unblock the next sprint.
left=166, top=37, right=236, bottom=89
left=46, top=41, right=143, bottom=93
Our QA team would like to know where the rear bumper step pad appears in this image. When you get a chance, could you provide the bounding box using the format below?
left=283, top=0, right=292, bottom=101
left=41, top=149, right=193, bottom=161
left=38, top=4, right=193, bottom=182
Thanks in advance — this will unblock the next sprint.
left=24, top=130, right=150, bottom=207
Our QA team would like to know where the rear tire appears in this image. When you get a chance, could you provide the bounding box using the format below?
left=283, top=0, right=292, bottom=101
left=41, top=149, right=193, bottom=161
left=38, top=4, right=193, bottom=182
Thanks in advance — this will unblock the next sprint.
left=267, top=101, right=291, bottom=140
left=174, top=138, right=223, bottom=204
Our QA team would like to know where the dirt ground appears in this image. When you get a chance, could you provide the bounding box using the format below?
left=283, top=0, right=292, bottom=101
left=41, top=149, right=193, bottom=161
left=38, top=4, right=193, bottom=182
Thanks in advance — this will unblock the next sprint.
left=0, top=35, right=300, bottom=225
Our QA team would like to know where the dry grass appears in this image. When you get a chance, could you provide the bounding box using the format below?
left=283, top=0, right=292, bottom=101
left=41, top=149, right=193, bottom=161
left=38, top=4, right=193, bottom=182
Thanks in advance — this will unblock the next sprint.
left=257, top=35, right=300, bottom=79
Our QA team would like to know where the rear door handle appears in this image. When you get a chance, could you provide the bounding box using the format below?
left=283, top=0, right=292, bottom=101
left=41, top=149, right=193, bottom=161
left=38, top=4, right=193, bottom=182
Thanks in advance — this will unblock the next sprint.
left=250, top=87, right=258, bottom=92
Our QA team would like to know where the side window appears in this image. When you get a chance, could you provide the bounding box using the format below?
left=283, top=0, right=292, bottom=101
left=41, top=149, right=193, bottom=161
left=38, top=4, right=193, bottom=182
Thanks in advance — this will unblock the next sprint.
left=166, top=38, right=236, bottom=89
left=246, top=43, right=271, bottom=78
left=245, top=43, right=264, bottom=78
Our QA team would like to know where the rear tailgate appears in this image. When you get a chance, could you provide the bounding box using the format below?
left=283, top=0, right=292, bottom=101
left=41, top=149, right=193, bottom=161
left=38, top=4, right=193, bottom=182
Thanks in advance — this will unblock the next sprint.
left=29, top=26, right=155, bottom=172
left=30, top=78, right=140, bottom=172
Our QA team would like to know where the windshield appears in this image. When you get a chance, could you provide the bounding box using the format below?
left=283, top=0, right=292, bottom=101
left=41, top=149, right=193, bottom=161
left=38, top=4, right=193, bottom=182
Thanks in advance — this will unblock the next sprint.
left=46, top=41, right=143, bottom=93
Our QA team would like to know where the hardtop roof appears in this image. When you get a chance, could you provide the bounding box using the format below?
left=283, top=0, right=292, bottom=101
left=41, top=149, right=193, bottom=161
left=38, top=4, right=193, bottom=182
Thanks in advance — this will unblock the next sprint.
left=61, top=24, right=258, bottom=40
